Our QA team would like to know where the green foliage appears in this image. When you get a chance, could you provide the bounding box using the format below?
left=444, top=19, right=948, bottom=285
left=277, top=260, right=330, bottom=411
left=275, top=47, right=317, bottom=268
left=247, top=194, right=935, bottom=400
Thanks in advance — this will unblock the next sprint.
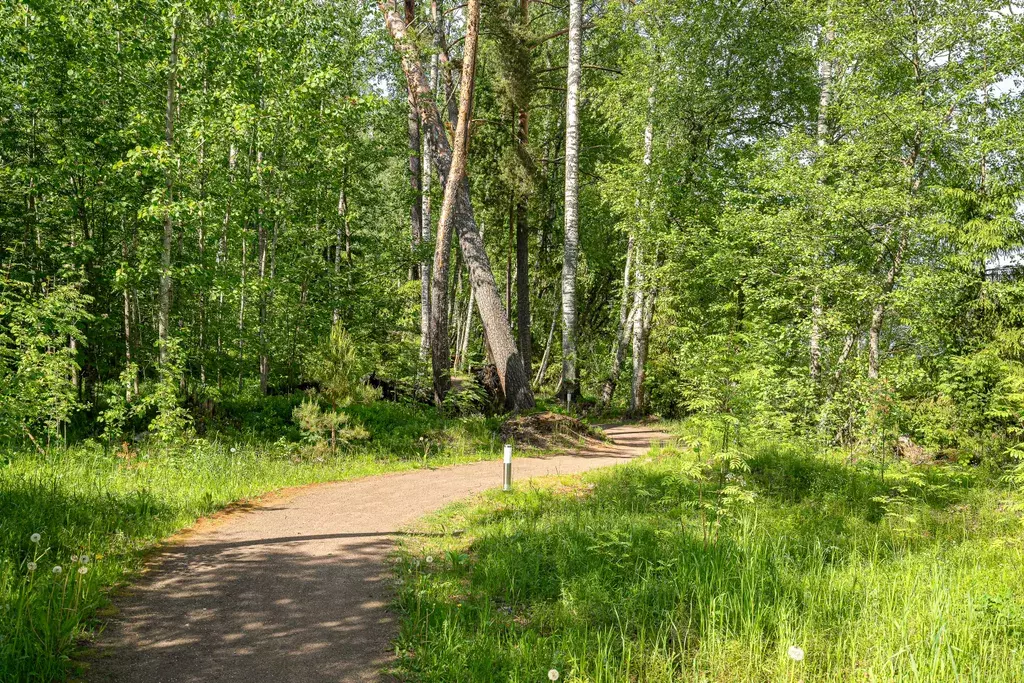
left=0, top=405, right=505, bottom=678
left=395, top=433, right=1023, bottom=681
left=292, top=398, right=369, bottom=448
left=305, top=323, right=377, bottom=409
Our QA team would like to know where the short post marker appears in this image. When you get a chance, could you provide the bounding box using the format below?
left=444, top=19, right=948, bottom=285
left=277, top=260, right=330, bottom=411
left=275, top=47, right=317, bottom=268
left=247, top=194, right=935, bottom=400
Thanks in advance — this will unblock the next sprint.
left=503, top=444, right=513, bottom=491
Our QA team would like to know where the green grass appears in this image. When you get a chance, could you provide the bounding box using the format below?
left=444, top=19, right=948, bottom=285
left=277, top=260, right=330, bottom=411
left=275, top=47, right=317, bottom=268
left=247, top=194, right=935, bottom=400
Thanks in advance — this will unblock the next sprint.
left=393, top=433, right=1024, bottom=682
left=0, top=401, right=505, bottom=681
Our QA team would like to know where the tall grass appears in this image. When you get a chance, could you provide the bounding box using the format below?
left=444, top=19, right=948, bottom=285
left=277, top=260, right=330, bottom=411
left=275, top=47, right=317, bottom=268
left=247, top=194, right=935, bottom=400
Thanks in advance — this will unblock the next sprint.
left=394, top=437, right=1024, bottom=681
left=0, top=402, right=501, bottom=681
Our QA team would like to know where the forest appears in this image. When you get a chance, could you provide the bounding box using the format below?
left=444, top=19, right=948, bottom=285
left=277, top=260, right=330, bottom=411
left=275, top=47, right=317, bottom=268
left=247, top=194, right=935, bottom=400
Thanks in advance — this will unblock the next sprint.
left=2, top=0, right=1024, bottom=680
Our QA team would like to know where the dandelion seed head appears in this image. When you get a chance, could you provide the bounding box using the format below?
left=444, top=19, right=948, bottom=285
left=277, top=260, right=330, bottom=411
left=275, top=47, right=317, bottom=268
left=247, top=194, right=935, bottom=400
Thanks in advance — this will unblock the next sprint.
left=787, top=645, right=805, bottom=662
left=548, top=669, right=560, bottom=681
left=30, top=533, right=40, bottom=543
left=80, top=554, right=89, bottom=564
left=425, top=555, right=434, bottom=564
left=230, top=447, right=237, bottom=453
left=27, top=562, right=37, bottom=572
left=71, top=555, right=78, bottom=563
left=52, top=566, right=62, bottom=575
left=78, top=566, right=88, bottom=575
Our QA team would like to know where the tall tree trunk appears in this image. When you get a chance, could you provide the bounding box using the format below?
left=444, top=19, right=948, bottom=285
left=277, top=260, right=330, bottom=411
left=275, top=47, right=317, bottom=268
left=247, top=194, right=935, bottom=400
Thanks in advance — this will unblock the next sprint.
left=158, top=17, right=178, bottom=365
left=419, top=0, right=442, bottom=360
left=238, top=220, right=247, bottom=392
left=601, top=234, right=633, bottom=406
left=458, top=274, right=476, bottom=371
left=535, top=293, right=559, bottom=387
left=868, top=231, right=907, bottom=380
left=629, top=255, right=657, bottom=416
left=334, top=171, right=352, bottom=325
left=515, top=0, right=533, bottom=379
left=217, top=143, right=236, bottom=389
left=506, top=195, right=514, bottom=322
left=121, top=236, right=137, bottom=399
left=257, top=151, right=269, bottom=395
left=559, top=0, right=583, bottom=398
left=427, top=0, right=481, bottom=405
left=809, top=19, right=833, bottom=383
left=385, top=3, right=535, bottom=410
left=406, top=0, right=423, bottom=284
left=810, top=289, right=823, bottom=380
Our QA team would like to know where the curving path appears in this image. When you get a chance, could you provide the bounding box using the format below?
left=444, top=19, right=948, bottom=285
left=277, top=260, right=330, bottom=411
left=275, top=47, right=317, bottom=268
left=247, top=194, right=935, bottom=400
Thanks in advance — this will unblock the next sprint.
left=87, top=424, right=670, bottom=682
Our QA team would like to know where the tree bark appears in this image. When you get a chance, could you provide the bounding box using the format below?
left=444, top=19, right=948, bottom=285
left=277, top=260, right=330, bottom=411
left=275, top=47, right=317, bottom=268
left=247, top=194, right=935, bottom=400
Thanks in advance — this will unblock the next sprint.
left=384, top=2, right=535, bottom=410
left=535, top=293, right=559, bottom=387
left=515, top=0, right=533, bottom=380
left=809, top=19, right=833, bottom=383
left=868, top=233, right=907, bottom=380
left=426, top=0, right=480, bottom=405
left=419, top=0, right=442, bottom=360
left=629, top=256, right=657, bottom=416
left=601, top=234, right=633, bottom=406
left=158, top=17, right=178, bottom=365
left=559, top=0, right=583, bottom=398
left=257, top=151, right=269, bottom=395
left=406, top=0, right=423, bottom=284
left=810, top=288, right=823, bottom=380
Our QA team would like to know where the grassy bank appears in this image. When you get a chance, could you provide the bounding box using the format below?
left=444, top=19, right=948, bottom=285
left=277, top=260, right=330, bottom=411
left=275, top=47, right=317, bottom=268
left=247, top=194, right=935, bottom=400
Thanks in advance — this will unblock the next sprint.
left=393, top=432, right=1024, bottom=682
left=0, top=402, right=502, bottom=681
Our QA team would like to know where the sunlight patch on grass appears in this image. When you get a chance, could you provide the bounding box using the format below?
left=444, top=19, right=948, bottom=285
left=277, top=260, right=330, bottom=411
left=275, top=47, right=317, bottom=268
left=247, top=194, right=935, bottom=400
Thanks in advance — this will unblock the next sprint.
left=393, top=438, right=1024, bottom=682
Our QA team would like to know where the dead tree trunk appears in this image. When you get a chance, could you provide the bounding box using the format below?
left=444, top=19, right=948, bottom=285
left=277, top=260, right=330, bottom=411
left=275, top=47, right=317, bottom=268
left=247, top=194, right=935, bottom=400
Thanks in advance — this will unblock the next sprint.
left=384, top=2, right=535, bottom=410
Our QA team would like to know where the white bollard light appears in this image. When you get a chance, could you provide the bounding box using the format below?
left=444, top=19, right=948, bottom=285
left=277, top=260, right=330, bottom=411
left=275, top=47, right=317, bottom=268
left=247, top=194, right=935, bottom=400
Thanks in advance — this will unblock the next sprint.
left=503, top=444, right=513, bottom=491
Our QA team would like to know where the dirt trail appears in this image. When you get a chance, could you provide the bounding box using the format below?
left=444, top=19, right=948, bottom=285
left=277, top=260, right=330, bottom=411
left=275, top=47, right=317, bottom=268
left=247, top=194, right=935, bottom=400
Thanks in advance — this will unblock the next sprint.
left=87, top=424, right=670, bottom=682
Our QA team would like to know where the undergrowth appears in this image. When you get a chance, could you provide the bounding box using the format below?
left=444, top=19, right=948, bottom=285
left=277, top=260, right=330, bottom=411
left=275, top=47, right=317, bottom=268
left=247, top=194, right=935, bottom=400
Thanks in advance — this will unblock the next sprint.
left=394, top=431, right=1024, bottom=682
left=0, top=401, right=502, bottom=681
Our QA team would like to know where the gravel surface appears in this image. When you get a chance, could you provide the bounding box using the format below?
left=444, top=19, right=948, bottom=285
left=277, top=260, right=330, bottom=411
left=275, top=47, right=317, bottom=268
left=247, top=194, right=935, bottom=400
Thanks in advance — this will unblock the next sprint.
left=86, top=424, right=670, bottom=682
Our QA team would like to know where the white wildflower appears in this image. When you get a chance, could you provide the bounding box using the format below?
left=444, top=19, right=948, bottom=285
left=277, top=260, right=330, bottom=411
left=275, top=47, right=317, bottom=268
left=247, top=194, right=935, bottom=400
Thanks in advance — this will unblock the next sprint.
left=548, top=669, right=560, bottom=681
left=30, top=533, right=40, bottom=544
left=52, top=566, right=62, bottom=575
left=787, top=646, right=805, bottom=662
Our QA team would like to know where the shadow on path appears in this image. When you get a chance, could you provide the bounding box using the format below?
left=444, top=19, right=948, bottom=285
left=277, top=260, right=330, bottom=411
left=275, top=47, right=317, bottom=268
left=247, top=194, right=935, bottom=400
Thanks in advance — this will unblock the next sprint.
left=85, top=424, right=670, bottom=682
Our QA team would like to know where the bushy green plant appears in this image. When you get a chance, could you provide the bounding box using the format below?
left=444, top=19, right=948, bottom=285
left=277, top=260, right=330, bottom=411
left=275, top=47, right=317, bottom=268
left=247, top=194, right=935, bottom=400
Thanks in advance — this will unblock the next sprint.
left=292, top=398, right=368, bottom=450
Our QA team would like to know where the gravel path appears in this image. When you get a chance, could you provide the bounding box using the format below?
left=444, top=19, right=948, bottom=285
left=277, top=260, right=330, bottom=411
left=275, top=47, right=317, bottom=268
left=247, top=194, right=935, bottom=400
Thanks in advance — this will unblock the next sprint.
left=87, top=424, right=670, bottom=682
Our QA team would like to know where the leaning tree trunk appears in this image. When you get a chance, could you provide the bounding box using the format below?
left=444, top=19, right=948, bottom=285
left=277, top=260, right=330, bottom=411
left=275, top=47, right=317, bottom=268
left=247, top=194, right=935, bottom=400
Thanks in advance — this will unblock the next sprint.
left=427, top=0, right=480, bottom=405
left=158, top=17, right=178, bottom=365
left=384, top=2, right=535, bottom=410
left=601, top=234, right=634, bottom=406
left=559, top=0, right=583, bottom=399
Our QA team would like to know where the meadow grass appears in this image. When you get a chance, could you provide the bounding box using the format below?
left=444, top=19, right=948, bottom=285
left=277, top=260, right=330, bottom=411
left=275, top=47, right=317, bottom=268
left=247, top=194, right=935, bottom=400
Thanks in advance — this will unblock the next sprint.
left=0, top=401, right=503, bottom=681
left=393, top=433, right=1024, bottom=682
